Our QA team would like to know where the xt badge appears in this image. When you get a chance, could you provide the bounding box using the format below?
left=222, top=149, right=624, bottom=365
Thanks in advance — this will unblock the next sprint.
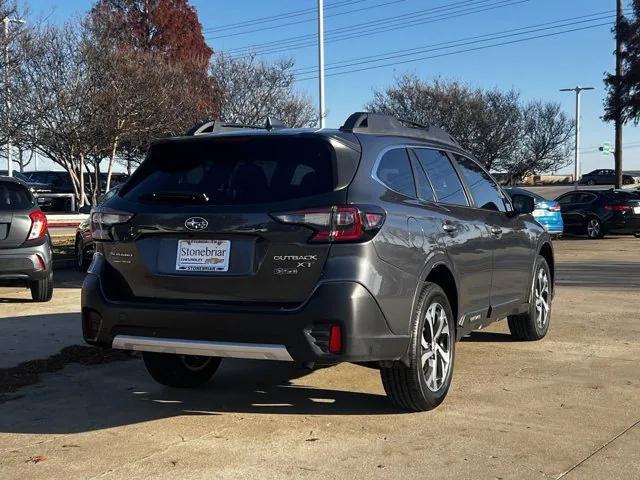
left=273, top=254, right=318, bottom=274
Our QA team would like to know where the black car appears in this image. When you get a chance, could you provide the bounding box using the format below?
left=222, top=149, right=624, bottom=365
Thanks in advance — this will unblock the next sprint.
left=0, top=176, right=53, bottom=301
left=0, top=171, right=54, bottom=209
left=75, top=187, right=121, bottom=271
left=579, top=169, right=636, bottom=186
left=81, top=112, right=554, bottom=411
left=555, top=189, right=640, bottom=238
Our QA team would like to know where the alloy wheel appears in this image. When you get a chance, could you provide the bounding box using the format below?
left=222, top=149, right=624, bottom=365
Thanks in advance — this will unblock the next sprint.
left=587, top=218, right=601, bottom=238
left=534, top=267, right=550, bottom=329
left=76, top=240, right=84, bottom=268
left=421, top=302, right=451, bottom=392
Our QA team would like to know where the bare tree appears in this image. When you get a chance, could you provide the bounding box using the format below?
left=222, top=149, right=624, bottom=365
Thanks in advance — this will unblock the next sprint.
left=366, top=74, right=522, bottom=170
left=497, top=102, right=574, bottom=183
left=211, top=54, right=317, bottom=127
left=19, top=23, right=99, bottom=205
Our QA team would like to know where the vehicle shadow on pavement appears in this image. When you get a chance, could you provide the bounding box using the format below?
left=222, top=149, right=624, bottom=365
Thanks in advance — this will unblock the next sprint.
left=0, top=358, right=398, bottom=434
left=462, top=331, right=514, bottom=343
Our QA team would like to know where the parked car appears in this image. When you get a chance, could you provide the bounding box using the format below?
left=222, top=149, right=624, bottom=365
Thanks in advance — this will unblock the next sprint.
left=26, top=170, right=74, bottom=193
left=0, top=176, right=53, bottom=301
left=81, top=112, right=554, bottom=411
left=75, top=187, right=120, bottom=271
left=504, top=187, right=563, bottom=236
left=0, top=170, right=54, bottom=209
left=579, top=169, right=636, bottom=186
left=555, top=189, right=640, bottom=238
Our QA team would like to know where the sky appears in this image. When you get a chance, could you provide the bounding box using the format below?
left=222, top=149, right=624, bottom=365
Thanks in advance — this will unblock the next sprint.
left=26, top=0, right=640, bottom=174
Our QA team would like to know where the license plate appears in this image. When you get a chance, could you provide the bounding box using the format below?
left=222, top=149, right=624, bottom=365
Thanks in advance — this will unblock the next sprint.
left=176, top=240, right=230, bottom=272
left=634, top=207, right=640, bottom=214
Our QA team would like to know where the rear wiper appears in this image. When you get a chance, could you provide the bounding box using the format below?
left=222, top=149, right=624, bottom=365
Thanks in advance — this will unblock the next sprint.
left=139, top=191, right=210, bottom=204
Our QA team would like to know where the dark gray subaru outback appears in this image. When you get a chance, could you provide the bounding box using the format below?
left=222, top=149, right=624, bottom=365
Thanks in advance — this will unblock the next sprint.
left=82, top=112, right=553, bottom=411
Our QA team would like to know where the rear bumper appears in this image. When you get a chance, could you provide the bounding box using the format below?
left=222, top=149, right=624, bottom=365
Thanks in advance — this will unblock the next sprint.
left=81, top=259, right=409, bottom=363
left=606, top=217, right=640, bottom=234
left=0, top=240, right=52, bottom=284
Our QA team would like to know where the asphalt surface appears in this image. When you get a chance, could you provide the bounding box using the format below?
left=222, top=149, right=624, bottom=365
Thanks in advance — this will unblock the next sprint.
left=0, top=237, right=639, bottom=479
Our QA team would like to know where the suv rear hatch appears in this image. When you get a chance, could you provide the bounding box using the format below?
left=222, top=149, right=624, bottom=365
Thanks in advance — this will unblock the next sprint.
left=100, top=132, right=361, bottom=305
left=0, top=181, right=39, bottom=248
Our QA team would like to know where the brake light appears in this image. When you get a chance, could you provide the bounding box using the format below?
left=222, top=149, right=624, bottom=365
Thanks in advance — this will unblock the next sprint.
left=271, top=205, right=385, bottom=243
left=547, top=204, right=561, bottom=212
left=91, top=209, right=134, bottom=240
left=604, top=204, right=632, bottom=212
left=27, top=210, right=48, bottom=240
left=328, top=325, right=342, bottom=354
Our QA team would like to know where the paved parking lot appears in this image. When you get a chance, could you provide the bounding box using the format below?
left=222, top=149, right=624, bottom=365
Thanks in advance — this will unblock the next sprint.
left=1, top=237, right=639, bottom=479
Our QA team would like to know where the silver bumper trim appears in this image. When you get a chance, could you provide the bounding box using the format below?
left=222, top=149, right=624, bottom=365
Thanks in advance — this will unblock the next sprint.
left=111, top=335, right=293, bottom=361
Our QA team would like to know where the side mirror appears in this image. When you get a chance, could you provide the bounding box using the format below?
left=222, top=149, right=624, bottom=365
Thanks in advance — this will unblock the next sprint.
left=78, top=205, right=92, bottom=214
left=510, top=194, right=535, bottom=215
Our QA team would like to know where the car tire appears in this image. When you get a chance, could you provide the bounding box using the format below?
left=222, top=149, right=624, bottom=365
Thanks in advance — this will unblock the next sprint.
left=508, top=256, right=551, bottom=341
left=75, top=236, right=91, bottom=272
left=585, top=217, right=604, bottom=239
left=587, top=179, right=596, bottom=185
left=30, top=272, right=53, bottom=302
left=380, top=282, right=455, bottom=412
left=142, top=352, right=222, bottom=388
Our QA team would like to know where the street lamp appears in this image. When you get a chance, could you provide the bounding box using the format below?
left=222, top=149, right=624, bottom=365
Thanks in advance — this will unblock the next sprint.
left=560, top=86, right=595, bottom=190
left=3, top=16, right=26, bottom=178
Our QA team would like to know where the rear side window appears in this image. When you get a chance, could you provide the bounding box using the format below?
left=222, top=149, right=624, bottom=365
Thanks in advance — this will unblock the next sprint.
left=556, top=194, right=575, bottom=205
left=454, top=155, right=507, bottom=212
left=376, top=148, right=416, bottom=197
left=0, top=182, right=35, bottom=211
left=121, top=137, right=336, bottom=205
left=413, top=149, right=468, bottom=206
left=577, top=193, right=597, bottom=203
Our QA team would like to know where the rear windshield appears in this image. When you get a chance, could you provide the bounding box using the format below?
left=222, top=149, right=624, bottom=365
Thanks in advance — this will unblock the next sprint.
left=0, top=182, right=35, bottom=211
left=120, top=136, right=336, bottom=205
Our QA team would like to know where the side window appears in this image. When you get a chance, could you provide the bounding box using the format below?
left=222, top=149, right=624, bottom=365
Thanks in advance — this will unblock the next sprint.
left=413, top=148, right=468, bottom=206
left=453, top=154, right=507, bottom=212
left=411, top=154, right=435, bottom=202
left=376, top=148, right=416, bottom=197
left=556, top=194, right=575, bottom=205
left=577, top=193, right=597, bottom=203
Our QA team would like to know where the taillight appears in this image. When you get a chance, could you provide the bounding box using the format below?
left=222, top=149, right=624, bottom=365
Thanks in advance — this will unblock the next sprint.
left=328, top=325, right=342, bottom=354
left=271, top=205, right=385, bottom=243
left=27, top=210, right=48, bottom=240
left=547, top=204, right=561, bottom=212
left=91, top=209, right=134, bottom=240
left=604, top=204, right=631, bottom=212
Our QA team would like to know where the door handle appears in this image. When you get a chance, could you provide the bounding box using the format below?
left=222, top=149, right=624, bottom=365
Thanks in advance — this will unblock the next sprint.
left=490, top=226, right=503, bottom=236
left=442, top=222, right=458, bottom=233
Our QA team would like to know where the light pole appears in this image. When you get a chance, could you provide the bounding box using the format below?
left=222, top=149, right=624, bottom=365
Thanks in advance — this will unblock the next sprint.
left=560, top=86, right=595, bottom=190
left=3, top=16, right=25, bottom=178
left=614, top=0, right=624, bottom=189
left=317, top=0, right=326, bottom=128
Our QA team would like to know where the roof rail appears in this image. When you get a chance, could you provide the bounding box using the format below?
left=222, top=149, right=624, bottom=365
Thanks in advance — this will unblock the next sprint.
left=186, top=117, right=288, bottom=136
left=339, top=112, right=460, bottom=146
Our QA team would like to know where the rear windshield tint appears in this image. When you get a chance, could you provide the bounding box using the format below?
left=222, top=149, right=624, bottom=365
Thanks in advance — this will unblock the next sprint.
left=0, top=182, right=35, bottom=211
left=120, top=136, right=336, bottom=205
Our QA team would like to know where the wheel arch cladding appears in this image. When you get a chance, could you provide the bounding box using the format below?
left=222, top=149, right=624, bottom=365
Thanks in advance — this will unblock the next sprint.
left=425, top=264, right=458, bottom=327
left=538, top=242, right=554, bottom=286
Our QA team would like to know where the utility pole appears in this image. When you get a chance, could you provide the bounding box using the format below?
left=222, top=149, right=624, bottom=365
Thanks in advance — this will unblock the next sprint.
left=3, top=16, right=25, bottom=178
left=317, top=0, right=326, bottom=128
left=560, top=86, right=595, bottom=190
left=614, top=0, right=624, bottom=189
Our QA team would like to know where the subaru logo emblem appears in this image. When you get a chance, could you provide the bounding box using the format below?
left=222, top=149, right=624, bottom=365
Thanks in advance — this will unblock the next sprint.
left=185, top=217, right=208, bottom=231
